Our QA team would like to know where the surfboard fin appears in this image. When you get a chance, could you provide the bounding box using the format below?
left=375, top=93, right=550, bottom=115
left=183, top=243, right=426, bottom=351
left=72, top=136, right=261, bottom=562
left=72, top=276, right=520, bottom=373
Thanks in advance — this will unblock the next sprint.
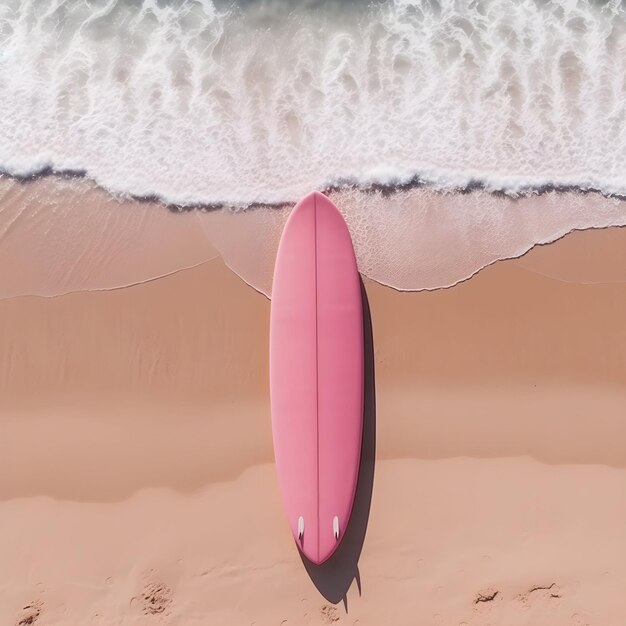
left=298, top=516, right=305, bottom=543
left=333, top=516, right=340, bottom=540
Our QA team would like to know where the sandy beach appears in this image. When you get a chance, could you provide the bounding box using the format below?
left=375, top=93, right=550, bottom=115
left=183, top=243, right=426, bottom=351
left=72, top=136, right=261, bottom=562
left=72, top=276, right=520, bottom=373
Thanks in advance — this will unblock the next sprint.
left=2, top=220, right=625, bottom=625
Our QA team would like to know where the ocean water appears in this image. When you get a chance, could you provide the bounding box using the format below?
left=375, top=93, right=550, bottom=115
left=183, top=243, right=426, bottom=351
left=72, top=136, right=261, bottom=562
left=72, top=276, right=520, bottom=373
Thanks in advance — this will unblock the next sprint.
left=0, top=0, right=625, bottom=294
left=1, top=0, right=625, bottom=203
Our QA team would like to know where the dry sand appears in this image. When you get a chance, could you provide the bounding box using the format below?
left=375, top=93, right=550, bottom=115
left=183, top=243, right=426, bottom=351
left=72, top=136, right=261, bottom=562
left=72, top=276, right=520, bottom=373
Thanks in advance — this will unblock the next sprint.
left=1, top=225, right=626, bottom=625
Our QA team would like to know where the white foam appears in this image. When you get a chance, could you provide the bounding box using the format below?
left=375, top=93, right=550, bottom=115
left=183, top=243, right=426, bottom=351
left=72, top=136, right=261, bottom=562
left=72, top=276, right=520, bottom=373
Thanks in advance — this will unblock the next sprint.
left=0, top=0, right=625, bottom=205
left=1, top=176, right=625, bottom=297
left=193, top=187, right=626, bottom=296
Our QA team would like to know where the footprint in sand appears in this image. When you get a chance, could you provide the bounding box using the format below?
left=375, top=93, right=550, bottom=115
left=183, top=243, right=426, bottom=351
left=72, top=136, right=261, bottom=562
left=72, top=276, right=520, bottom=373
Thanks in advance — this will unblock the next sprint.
left=320, top=604, right=340, bottom=623
left=517, top=583, right=562, bottom=608
left=16, top=600, right=43, bottom=626
left=571, top=612, right=591, bottom=626
left=473, top=588, right=500, bottom=605
left=473, top=587, right=501, bottom=615
left=140, top=582, right=173, bottom=616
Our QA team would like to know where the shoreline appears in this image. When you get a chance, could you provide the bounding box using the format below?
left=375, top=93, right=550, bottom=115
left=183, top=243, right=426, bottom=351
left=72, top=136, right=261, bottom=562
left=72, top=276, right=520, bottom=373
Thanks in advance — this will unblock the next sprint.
left=2, top=176, right=626, bottom=300
left=4, top=167, right=626, bottom=209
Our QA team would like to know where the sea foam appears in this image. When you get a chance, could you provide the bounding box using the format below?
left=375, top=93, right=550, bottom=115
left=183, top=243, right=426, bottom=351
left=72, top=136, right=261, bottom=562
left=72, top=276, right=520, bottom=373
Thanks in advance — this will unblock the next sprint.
left=0, top=0, right=625, bottom=205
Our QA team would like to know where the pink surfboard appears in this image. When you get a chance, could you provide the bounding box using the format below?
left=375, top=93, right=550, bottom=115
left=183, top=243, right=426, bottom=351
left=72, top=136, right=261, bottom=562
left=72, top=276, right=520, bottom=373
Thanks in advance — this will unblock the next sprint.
left=270, top=191, right=364, bottom=565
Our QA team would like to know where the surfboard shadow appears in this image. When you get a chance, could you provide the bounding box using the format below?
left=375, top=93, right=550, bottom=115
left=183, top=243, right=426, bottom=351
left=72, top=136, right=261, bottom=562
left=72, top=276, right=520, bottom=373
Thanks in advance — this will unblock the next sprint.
left=299, top=278, right=376, bottom=606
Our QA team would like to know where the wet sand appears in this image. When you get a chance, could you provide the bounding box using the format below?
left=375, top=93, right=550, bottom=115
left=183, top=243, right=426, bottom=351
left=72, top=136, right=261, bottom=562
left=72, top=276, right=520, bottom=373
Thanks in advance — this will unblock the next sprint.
left=3, top=176, right=626, bottom=299
left=1, top=224, right=626, bottom=624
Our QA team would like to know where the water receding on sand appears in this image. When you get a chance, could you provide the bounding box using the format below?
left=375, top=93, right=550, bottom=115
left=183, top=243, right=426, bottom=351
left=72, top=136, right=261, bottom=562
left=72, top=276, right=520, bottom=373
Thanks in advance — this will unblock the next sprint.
left=2, top=175, right=626, bottom=297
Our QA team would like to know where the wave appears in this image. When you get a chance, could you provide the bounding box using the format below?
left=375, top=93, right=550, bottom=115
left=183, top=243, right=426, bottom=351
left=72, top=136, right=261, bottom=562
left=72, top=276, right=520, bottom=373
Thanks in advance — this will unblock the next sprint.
left=3, top=165, right=626, bottom=212
left=1, top=0, right=625, bottom=206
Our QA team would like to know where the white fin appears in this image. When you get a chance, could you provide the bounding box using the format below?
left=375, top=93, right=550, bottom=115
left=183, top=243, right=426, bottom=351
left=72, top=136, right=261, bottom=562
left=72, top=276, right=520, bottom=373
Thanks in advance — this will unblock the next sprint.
left=298, top=516, right=305, bottom=542
left=333, top=516, right=340, bottom=540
